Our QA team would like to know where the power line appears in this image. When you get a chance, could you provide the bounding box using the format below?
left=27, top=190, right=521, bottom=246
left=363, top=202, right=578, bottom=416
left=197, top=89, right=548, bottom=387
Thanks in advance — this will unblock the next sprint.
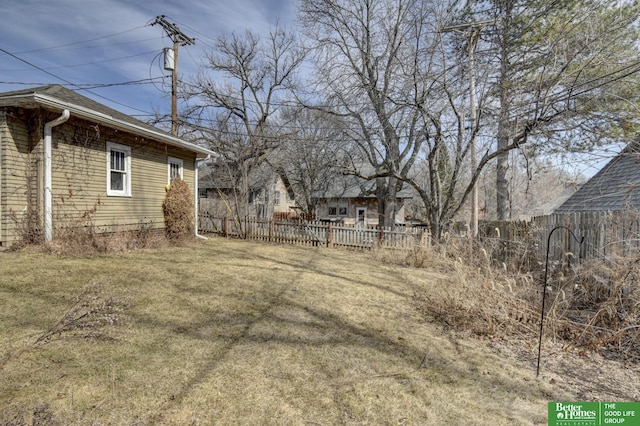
left=0, top=77, right=167, bottom=88
left=162, top=16, right=217, bottom=48
left=0, top=50, right=158, bottom=72
left=0, top=26, right=147, bottom=56
left=0, top=46, right=156, bottom=115
left=8, top=37, right=158, bottom=55
left=0, top=47, right=76, bottom=87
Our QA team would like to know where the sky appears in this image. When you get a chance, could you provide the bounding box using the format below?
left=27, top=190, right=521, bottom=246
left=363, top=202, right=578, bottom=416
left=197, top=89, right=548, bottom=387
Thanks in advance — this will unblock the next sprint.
left=0, top=0, right=298, bottom=124
left=0, top=0, right=622, bottom=178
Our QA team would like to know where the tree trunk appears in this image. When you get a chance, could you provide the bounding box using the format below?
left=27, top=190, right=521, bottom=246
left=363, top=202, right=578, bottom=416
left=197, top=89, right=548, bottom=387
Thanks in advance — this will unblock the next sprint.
left=496, top=145, right=510, bottom=221
left=496, top=0, right=512, bottom=221
left=384, top=176, right=399, bottom=228
left=376, top=177, right=387, bottom=227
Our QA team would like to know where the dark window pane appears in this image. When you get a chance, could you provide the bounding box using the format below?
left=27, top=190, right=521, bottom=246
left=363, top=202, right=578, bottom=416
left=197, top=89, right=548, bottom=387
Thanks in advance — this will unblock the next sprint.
left=111, top=171, right=124, bottom=191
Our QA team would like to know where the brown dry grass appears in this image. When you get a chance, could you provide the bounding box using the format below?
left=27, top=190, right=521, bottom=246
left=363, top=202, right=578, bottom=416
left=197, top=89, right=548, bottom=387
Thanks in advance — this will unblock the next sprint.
left=0, top=238, right=637, bottom=425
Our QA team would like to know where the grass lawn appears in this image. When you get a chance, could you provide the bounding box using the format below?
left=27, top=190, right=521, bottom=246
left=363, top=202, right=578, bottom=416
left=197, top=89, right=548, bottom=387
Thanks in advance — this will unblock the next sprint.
left=0, top=237, right=623, bottom=425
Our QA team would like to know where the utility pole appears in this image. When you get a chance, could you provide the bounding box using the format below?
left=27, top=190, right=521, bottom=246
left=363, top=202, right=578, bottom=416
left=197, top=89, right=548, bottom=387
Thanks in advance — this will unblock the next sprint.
left=151, top=15, right=195, bottom=136
left=441, top=20, right=494, bottom=238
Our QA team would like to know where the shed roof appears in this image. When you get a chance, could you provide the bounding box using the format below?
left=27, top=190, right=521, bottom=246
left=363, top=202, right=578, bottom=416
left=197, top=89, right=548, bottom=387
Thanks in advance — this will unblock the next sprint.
left=313, top=171, right=413, bottom=199
left=0, top=85, right=215, bottom=157
left=555, top=142, right=640, bottom=213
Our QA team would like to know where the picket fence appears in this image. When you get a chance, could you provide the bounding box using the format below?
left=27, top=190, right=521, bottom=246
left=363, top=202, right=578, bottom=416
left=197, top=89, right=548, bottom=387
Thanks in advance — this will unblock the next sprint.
left=199, top=211, right=640, bottom=260
left=198, top=213, right=428, bottom=250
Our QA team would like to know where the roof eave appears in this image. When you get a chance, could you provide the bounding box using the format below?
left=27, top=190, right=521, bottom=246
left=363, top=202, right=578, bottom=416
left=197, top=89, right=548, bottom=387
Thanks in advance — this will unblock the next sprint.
left=0, top=92, right=215, bottom=158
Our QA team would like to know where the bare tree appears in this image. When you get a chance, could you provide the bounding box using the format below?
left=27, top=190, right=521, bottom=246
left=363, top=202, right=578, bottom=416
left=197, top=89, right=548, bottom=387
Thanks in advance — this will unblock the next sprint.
left=300, top=0, right=495, bottom=236
left=182, top=26, right=305, bottom=230
left=469, top=0, right=640, bottom=219
left=299, top=0, right=640, bottom=236
left=268, top=108, right=351, bottom=219
left=300, top=0, right=431, bottom=228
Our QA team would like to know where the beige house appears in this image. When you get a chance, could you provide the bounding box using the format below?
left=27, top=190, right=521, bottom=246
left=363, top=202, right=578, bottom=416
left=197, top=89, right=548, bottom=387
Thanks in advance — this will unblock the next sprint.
left=314, top=173, right=412, bottom=227
left=199, top=164, right=297, bottom=219
left=0, top=85, right=214, bottom=248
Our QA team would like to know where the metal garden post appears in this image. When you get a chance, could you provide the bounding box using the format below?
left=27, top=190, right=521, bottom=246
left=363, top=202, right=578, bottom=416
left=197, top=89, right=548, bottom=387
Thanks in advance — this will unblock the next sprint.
left=536, top=225, right=583, bottom=377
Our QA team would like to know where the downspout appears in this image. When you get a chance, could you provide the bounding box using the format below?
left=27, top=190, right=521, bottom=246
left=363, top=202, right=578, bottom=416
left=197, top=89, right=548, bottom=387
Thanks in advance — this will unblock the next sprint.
left=44, top=109, right=70, bottom=243
left=194, top=155, right=211, bottom=240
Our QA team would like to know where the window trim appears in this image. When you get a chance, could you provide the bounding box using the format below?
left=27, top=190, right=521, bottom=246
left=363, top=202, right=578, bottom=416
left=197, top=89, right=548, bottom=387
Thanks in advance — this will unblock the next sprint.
left=106, top=142, right=131, bottom=197
left=329, top=200, right=348, bottom=217
left=167, top=156, right=184, bottom=183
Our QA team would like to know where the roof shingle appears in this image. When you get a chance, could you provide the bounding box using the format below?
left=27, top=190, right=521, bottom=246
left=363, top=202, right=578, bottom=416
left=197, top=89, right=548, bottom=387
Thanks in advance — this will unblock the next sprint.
left=555, top=142, right=640, bottom=212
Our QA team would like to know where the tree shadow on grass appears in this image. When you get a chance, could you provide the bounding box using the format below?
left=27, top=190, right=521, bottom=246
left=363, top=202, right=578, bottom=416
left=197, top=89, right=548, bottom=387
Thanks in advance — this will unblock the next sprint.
left=135, top=256, right=547, bottom=423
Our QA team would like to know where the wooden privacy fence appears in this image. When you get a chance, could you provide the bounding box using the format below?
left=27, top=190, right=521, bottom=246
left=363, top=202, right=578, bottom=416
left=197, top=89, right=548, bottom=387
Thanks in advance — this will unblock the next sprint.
left=481, top=211, right=640, bottom=261
left=198, top=213, right=429, bottom=250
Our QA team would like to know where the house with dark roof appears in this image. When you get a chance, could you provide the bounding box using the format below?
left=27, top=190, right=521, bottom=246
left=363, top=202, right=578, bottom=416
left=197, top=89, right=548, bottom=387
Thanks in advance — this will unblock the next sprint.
left=0, top=85, right=214, bottom=248
left=198, top=161, right=297, bottom=220
left=555, top=143, right=640, bottom=213
left=313, top=171, right=413, bottom=227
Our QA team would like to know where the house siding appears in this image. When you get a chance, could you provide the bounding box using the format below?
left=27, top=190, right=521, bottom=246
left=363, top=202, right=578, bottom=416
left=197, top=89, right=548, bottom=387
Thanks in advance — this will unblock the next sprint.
left=46, top=115, right=196, bottom=233
left=316, top=197, right=407, bottom=226
left=0, top=112, right=37, bottom=247
left=267, top=176, right=296, bottom=218
left=1, top=109, right=197, bottom=246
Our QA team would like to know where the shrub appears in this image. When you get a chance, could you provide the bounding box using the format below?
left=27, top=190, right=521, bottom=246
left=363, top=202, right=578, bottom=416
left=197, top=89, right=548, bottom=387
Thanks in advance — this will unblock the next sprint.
left=400, top=233, right=639, bottom=361
left=8, top=207, right=43, bottom=249
left=162, top=179, right=194, bottom=241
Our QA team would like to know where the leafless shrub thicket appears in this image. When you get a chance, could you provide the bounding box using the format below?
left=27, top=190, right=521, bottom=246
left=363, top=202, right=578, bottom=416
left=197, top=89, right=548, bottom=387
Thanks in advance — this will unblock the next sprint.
left=399, top=234, right=639, bottom=361
left=408, top=237, right=540, bottom=339
left=549, top=253, right=640, bottom=361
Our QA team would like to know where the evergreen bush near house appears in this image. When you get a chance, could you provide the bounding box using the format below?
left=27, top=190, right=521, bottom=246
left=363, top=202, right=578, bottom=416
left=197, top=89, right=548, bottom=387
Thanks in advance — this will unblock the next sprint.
left=162, top=179, right=194, bottom=240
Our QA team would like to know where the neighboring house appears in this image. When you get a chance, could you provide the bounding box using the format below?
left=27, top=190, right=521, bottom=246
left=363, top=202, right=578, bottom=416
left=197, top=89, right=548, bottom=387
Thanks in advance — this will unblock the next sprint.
left=555, top=142, right=640, bottom=213
left=313, top=172, right=412, bottom=227
left=0, top=85, right=214, bottom=248
left=199, top=163, right=296, bottom=219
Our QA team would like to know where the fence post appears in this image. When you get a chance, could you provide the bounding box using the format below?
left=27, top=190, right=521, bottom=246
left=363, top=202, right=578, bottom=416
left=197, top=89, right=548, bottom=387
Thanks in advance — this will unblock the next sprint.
left=269, top=219, right=274, bottom=242
left=327, top=222, right=333, bottom=248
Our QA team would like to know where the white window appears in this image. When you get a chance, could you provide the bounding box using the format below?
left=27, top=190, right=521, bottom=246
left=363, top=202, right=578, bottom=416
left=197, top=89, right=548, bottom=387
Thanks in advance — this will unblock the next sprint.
left=168, top=156, right=183, bottom=182
left=107, top=142, right=131, bottom=197
left=274, top=191, right=280, bottom=206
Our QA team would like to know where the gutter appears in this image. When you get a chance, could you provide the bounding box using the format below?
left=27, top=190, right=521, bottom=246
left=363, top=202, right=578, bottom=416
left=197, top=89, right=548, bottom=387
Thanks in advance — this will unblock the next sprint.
left=44, top=109, right=70, bottom=242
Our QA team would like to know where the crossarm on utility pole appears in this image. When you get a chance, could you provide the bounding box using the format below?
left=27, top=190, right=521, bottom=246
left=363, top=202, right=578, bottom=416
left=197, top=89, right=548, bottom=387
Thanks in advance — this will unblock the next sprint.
left=150, top=15, right=195, bottom=136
